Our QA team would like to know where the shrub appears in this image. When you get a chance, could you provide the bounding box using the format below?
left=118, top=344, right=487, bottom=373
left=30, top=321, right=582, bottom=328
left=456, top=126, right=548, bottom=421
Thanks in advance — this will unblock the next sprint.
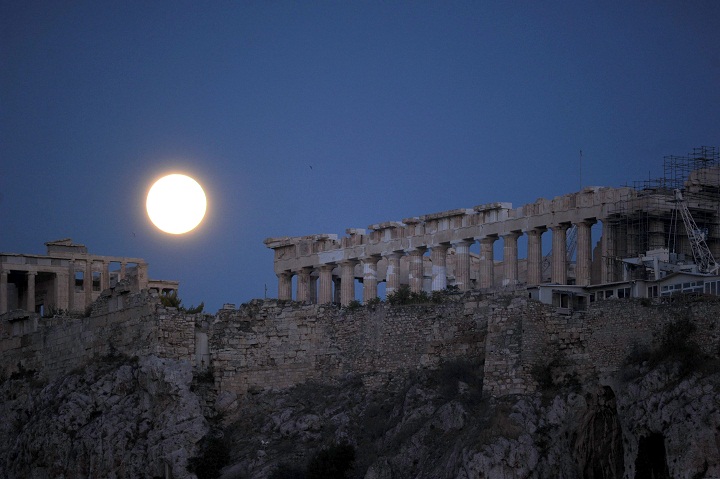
left=187, top=302, right=205, bottom=314
left=366, top=297, right=382, bottom=307
left=623, top=316, right=708, bottom=378
left=387, top=285, right=412, bottom=305
left=345, top=300, right=362, bottom=311
left=161, top=290, right=182, bottom=308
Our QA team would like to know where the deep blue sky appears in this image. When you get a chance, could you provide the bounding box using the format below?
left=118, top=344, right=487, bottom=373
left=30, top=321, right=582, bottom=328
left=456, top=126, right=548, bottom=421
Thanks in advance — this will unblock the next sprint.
left=2, top=1, right=719, bottom=312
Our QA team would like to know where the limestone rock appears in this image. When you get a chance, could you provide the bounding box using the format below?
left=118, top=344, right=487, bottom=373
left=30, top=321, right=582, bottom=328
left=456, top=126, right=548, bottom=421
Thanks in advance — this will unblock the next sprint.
left=0, top=355, right=208, bottom=479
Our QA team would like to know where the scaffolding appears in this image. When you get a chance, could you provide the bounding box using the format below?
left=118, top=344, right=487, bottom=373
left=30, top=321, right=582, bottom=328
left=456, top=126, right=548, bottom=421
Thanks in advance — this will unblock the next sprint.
left=604, top=147, right=720, bottom=281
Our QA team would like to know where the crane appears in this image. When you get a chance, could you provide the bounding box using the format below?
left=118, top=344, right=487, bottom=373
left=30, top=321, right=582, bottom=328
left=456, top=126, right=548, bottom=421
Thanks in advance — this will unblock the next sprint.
left=674, top=189, right=719, bottom=274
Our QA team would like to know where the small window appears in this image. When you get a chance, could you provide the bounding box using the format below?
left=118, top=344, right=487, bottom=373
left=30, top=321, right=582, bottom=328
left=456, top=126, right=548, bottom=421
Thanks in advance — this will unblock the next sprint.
left=589, top=293, right=596, bottom=302
left=74, top=271, right=84, bottom=292
left=92, top=272, right=101, bottom=292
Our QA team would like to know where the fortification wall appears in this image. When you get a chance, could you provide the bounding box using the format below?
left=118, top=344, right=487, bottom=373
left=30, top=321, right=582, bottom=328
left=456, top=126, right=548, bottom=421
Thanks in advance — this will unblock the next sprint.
left=483, top=295, right=720, bottom=396
left=0, top=290, right=197, bottom=381
left=4, top=286, right=720, bottom=399
left=209, top=293, right=489, bottom=395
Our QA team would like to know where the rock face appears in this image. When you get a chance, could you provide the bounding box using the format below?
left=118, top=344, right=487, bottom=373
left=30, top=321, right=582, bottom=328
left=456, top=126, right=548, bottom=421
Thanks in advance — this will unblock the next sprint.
left=0, top=355, right=208, bottom=479
left=2, top=297, right=720, bottom=478
left=215, top=358, right=720, bottom=479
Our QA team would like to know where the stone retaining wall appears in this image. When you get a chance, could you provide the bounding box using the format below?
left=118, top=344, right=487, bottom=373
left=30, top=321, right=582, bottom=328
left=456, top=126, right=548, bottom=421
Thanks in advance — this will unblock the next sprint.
left=3, top=287, right=719, bottom=399
left=0, top=290, right=197, bottom=381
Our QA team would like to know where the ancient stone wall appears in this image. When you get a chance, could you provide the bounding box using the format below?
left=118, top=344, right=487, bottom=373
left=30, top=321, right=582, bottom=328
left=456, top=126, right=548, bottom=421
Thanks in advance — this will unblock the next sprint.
left=483, top=295, right=720, bottom=396
left=4, top=286, right=720, bottom=400
left=209, top=294, right=489, bottom=395
left=0, top=290, right=197, bottom=381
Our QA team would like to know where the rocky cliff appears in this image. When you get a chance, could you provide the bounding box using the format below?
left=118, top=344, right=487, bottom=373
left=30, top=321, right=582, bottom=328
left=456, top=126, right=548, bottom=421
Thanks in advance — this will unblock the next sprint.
left=2, top=296, right=719, bottom=478
left=212, top=352, right=719, bottom=479
left=0, top=355, right=208, bottom=479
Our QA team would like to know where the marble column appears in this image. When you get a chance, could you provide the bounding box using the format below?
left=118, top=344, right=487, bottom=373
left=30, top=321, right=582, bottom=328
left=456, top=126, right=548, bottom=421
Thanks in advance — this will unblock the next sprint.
left=0, top=269, right=7, bottom=314
left=451, top=240, right=473, bottom=291
left=362, top=255, right=381, bottom=303
left=136, top=263, right=149, bottom=290
left=318, top=264, right=335, bottom=304
left=84, top=261, right=93, bottom=309
left=55, top=271, right=69, bottom=313
left=502, top=231, right=521, bottom=286
left=526, top=228, right=545, bottom=286
left=68, top=260, right=76, bottom=312
left=333, top=277, right=341, bottom=304
left=26, top=271, right=36, bottom=312
left=384, top=252, right=403, bottom=295
left=296, top=267, right=312, bottom=303
left=340, top=260, right=358, bottom=306
left=278, top=271, right=293, bottom=300
left=408, top=247, right=427, bottom=293
left=309, top=274, right=317, bottom=303
left=479, top=236, right=497, bottom=289
left=102, top=261, right=110, bottom=291
left=551, top=224, right=570, bottom=285
left=576, top=219, right=596, bottom=286
left=430, top=244, right=449, bottom=291
left=600, top=221, right=616, bottom=283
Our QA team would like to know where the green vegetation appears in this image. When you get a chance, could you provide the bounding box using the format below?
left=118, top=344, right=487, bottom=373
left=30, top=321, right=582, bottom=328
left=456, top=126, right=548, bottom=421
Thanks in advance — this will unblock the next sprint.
left=345, top=299, right=362, bottom=311
left=386, top=284, right=457, bottom=305
left=160, top=290, right=204, bottom=313
left=623, top=315, right=713, bottom=379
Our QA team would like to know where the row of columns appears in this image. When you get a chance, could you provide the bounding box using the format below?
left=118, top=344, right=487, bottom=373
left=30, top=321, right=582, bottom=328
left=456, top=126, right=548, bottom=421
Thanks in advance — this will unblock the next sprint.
left=277, top=219, right=599, bottom=306
left=0, top=270, right=38, bottom=314
left=0, top=260, right=143, bottom=315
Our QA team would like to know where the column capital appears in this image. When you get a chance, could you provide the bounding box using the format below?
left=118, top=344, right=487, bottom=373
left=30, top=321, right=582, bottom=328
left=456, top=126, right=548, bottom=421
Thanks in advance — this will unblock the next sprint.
left=319, top=263, right=336, bottom=272
left=382, top=250, right=405, bottom=260
left=501, top=230, right=522, bottom=240
left=26, top=271, right=37, bottom=276
left=549, top=222, right=571, bottom=232
left=361, top=254, right=381, bottom=265
left=525, top=226, right=547, bottom=236
left=406, top=247, right=427, bottom=256
left=479, top=234, right=499, bottom=245
left=451, top=238, right=474, bottom=248
left=575, top=218, right=598, bottom=227
left=338, top=258, right=359, bottom=266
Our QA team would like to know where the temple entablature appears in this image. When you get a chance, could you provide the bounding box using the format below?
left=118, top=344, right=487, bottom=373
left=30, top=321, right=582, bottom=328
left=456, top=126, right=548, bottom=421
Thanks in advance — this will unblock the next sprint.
left=265, top=186, right=639, bottom=305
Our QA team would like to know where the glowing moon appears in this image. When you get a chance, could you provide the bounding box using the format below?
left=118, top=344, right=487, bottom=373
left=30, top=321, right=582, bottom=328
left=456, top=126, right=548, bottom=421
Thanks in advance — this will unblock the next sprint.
left=146, top=174, right=207, bottom=234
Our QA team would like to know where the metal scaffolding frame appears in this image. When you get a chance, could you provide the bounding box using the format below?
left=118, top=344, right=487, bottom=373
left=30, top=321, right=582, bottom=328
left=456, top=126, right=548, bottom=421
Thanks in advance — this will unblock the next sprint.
left=603, top=147, right=720, bottom=281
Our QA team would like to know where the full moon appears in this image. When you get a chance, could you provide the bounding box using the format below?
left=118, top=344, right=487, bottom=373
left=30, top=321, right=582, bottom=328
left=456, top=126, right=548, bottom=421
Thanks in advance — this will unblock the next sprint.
left=146, top=174, right=207, bottom=234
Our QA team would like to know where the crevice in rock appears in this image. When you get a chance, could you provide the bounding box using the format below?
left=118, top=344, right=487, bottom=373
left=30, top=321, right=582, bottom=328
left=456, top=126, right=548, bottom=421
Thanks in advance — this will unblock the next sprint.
left=576, top=386, right=625, bottom=479
left=635, top=432, right=670, bottom=479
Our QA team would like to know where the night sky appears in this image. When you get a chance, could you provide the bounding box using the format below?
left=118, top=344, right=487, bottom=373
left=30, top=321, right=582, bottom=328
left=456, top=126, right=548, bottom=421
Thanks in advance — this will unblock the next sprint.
left=2, top=1, right=719, bottom=312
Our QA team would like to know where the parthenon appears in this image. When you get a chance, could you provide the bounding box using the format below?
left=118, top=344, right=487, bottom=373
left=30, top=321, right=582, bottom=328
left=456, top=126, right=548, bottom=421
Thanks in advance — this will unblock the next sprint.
left=265, top=147, right=720, bottom=306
